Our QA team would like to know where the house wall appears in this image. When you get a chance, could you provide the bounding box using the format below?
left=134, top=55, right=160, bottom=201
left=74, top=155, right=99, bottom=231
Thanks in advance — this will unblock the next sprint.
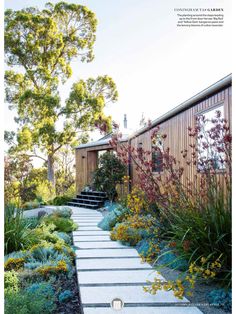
left=75, top=85, right=231, bottom=194
left=75, top=144, right=113, bottom=193
left=129, top=86, right=232, bottom=188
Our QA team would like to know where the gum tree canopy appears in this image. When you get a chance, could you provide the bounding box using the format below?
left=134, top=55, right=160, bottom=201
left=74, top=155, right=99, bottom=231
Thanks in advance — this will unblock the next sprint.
left=5, top=2, right=118, bottom=186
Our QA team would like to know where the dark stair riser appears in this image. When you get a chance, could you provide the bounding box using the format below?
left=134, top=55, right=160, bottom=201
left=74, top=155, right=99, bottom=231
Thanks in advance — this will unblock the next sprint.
left=68, top=191, right=107, bottom=209
left=81, top=191, right=106, bottom=197
left=68, top=202, right=100, bottom=209
left=76, top=195, right=107, bottom=201
left=71, top=198, right=104, bottom=205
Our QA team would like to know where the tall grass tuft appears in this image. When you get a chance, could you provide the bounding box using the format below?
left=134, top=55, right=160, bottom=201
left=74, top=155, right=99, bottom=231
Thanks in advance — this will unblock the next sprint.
left=4, top=204, right=33, bottom=254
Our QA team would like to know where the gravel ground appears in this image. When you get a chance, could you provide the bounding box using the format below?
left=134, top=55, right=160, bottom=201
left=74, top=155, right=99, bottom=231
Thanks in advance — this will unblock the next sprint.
left=22, top=206, right=68, bottom=218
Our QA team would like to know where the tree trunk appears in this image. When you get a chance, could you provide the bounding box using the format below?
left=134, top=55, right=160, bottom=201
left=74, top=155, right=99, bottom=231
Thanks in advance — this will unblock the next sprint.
left=47, top=154, right=55, bottom=187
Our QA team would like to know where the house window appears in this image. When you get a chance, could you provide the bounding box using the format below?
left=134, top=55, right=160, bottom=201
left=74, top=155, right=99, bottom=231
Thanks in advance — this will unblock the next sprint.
left=152, top=147, right=163, bottom=172
left=197, top=105, right=224, bottom=171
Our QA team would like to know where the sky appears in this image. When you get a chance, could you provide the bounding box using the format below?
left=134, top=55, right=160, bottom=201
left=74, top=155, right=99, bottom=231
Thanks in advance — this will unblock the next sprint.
left=4, top=0, right=232, bottom=142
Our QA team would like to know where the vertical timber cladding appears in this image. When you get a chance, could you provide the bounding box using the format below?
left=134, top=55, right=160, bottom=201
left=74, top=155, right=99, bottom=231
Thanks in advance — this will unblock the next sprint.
left=75, top=148, right=88, bottom=193
left=129, top=86, right=232, bottom=188
left=75, top=143, right=115, bottom=193
left=87, top=151, right=98, bottom=186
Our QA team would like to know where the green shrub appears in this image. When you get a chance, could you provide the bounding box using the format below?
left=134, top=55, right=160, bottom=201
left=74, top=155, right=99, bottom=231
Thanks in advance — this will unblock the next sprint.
left=98, top=206, right=129, bottom=230
left=36, top=181, right=55, bottom=204
left=26, top=223, right=59, bottom=247
left=22, top=200, right=41, bottom=210
left=54, top=232, right=72, bottom=245
left=160, top=194, right=231, bottom=286
left=110, top=222, right=142, bottom=246
left=52, top=207, right=72, bottom=218
left=5, top=283, right=56, bottom=314
left=4, top=205, right=34, bottom=254
left=58, top=290, right=73, bottom=303
left=4, top=271, right=19, bottom=294
left=42, top=215, right=77, bottom=233
left=22, top=217, right=40, bottom=229
left=52, top=196, right=71, bottom=206
left=4, top=258, right=25, bottom=271
left=93, top=151, right=127, bottom=201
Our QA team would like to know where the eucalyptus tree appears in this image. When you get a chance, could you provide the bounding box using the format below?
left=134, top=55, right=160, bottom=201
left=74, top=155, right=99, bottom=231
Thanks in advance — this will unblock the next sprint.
left=5, top=2, right=118, bottom=186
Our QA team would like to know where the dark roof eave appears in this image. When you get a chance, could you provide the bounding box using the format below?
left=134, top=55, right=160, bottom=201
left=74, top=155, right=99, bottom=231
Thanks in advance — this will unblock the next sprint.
left=76, top=138, right=128, bottom=150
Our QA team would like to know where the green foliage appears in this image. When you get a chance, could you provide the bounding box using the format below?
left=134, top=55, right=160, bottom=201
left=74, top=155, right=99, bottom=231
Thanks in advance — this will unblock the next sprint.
left=4, top=205, right=34, bottom=254
left=4, top=154, right=36, bottom=206
left=54, top=232, right=72, bottom=245
left=52, top=196, right=71, bottom=206
left=160, top=192, right=231, bottom=286
left=53, top=207, right=72, bottom=218
left=42, top=215, right=77, bottom=233
left=5, top=283, right=56, bottom=314
left=207, top=289, right=232, bottom=311
left=4, top=271, right=19, bottom=294
left=98, top=206, right=129, bottom=230
left=58, top=290, right=73, bottom=303
left=93, top=152, right=126, bottom=200
left=22, top=217, right=40, bottom=229
left=24, top=245, right=73, bottom=275
left=22, top=200, right=41, bottom=210
left=36, top=180, right=55, bottom=203
left=5, top=2, right=118, bottom=186
left=27, top=223, right=59, bottom=247
left=110, top=222, right=143, bottom=246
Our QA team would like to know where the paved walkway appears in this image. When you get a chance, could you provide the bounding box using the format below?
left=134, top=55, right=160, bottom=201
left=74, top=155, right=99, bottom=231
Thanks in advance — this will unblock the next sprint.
left=71, top=207, right=203, bottom=314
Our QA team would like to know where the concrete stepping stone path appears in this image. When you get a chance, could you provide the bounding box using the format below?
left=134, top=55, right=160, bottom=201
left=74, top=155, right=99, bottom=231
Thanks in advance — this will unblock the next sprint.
left=70, top=207, right=203, bottom=314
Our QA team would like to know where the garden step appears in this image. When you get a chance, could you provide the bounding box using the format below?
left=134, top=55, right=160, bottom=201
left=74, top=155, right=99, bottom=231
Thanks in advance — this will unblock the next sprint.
left=79, top=285, right=189, bottom=305
left=77, top=195, right=107, bottom=200
left=73, top=231, right=110, bottom=236
left=75, top=248, right=139, bottom=258
left=83, top=307, right=203, bottom=314
left=77, top=226, right=103, bottom=231
left=74, top=241, right=129, bottom=249
left=73, top=235, right=110, bottom=241
left=72, top=198, right=104, bottom=204
left=76, top=257, right=151, bottom=270
left=77, top=269, right=164, bottom=285
left=68, top=202, right=100, bottom=209
left=81, top=191, right=107, bottom=197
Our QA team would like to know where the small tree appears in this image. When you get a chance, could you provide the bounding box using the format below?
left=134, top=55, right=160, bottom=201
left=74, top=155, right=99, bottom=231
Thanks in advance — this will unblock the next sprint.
left=93, top=151, right=126, bottom=201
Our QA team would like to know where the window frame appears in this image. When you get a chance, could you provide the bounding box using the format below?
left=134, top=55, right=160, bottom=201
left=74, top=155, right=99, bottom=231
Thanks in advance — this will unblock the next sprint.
left=195, top=102, right=225, bottom=173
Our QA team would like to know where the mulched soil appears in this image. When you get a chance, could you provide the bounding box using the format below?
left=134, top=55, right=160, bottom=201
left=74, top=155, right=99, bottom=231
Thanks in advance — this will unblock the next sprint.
left=54, top=271, right=83, bottom=314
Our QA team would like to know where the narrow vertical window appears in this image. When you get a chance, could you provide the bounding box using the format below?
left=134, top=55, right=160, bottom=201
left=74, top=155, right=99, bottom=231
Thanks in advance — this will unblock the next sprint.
left=197, top=105, right=224, bottom=171
left=151, top=133, right=163, bottom=173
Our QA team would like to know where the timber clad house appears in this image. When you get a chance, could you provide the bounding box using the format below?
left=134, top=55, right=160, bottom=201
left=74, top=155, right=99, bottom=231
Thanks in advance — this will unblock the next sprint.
left=75, top=74, right=232, bottom=194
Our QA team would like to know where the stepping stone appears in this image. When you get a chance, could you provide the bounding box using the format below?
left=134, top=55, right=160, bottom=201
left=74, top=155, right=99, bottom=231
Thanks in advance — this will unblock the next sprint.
left=74, top=241, right=129, bottom=249
left=77, top=269, right=164, bottom=284
left=80, top=285, right=189, bottom=305
left=83, top=307, right=203, bottom=314
left=74, top=235, right=110, bottom=241
left=76, top=257, right=151, bottom=270
left=77, top=227, right=102, bottom=231
left=74, top=222, right=101, bottom=226
left=73, top=231, right=110, bottom=236
left=76, top=248, right=139, bottom=258
left=73, top=220, right=101, bottom=224
left=75, top=221, right=98, bottom=225
left=72, top=218, right=102, bottom=220
left=72, top=215, right=102, bottom=218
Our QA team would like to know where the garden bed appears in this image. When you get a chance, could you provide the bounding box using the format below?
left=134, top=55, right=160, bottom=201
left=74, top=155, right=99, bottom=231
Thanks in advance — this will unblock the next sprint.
left=4, top=206, right=83, bottom=314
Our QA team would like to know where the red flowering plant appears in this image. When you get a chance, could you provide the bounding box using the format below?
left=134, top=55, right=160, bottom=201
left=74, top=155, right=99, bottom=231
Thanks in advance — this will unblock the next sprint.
left=96, top=111, right=231, bottom=289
